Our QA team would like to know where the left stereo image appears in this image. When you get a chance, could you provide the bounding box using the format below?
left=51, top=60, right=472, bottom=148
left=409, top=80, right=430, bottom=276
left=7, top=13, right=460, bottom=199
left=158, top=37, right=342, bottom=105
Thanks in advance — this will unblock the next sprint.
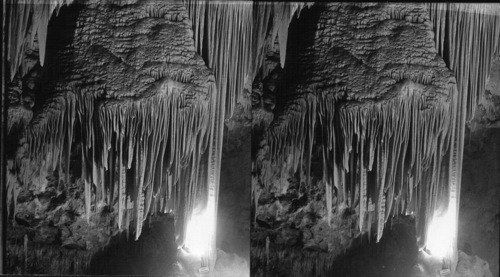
left=2, top=1, right=252, bottom=276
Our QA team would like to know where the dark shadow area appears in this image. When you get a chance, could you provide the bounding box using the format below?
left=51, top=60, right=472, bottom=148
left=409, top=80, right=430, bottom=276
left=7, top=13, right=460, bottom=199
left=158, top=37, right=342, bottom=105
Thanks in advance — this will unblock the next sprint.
left=328, top=216, right=418, bottom=277
left=459, top=127, right=500, bottom=277
left=86, top=214, right=177, bottom=276
left=35, top=3, right=82, bottom=109
left=273, top=3, right=324, bottom=111
left=251, top=216, right=418, bottom=277
left=217, top=122, right=251, bottom=262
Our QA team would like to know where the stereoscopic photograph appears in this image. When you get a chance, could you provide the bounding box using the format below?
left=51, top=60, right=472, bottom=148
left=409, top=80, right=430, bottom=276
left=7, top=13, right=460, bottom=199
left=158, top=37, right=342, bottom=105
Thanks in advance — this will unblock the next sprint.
left=1, top=1, right=499, bottom=277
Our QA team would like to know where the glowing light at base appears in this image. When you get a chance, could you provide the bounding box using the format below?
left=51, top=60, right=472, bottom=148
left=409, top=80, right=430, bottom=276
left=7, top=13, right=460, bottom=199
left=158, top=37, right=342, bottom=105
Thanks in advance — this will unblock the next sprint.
left=426, top=202, right=457, bottom=259
left=185, top=208, right=215, bottom=256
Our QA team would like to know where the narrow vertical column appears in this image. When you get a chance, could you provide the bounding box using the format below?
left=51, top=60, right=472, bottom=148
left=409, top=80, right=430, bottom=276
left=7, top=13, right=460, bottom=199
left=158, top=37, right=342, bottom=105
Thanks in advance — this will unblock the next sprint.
left=448, top=84, right=466, bottom=273
left=206, top=83, right=224, bottom=274
left=0, top=1, right=7, bottom=273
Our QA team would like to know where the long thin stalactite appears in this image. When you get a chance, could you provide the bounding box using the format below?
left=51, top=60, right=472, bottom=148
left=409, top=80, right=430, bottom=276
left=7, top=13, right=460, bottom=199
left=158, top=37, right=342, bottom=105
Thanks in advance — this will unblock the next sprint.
left=427, top=3, right=500, bottom=121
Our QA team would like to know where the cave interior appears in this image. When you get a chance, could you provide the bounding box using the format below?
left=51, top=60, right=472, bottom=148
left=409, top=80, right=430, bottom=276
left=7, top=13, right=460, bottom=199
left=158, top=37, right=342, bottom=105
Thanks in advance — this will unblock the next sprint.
left=1, top=1, right=499, bottom=277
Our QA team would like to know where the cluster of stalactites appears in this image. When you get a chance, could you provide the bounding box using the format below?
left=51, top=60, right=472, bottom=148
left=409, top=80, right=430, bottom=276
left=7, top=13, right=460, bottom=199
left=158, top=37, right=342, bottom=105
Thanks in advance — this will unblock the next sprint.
left=24, top=82, right=216, bottom=243
left=319, top=84, right=456, bottom=243
left=182, top=0, right=310, bottom=117
left=77, top=83, right=215, bottom=242
left=259, top=83, right=457, bottom=243
left=426, top=3, right=500, bottom=121
left=255, top=3, right=488, bottom=250
left=6, top=0, right=73, bottom=80
left=250, top=2, right=313, bottom=78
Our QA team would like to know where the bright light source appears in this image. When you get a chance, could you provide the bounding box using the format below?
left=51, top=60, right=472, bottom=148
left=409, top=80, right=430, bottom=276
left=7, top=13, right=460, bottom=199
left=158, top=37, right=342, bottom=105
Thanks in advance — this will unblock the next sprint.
left=185, top=208, right=215, bottom=256
left=426, top=203, right=457, bottom=259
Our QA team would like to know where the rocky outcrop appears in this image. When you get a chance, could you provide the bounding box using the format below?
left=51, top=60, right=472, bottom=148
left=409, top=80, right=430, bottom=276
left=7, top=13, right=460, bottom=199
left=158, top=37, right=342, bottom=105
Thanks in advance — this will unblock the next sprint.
left=455, top=251, right=493, bottom=277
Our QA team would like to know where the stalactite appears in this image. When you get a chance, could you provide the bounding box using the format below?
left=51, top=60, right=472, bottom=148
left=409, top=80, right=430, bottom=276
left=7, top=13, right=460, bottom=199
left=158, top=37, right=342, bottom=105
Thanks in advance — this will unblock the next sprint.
left=183, top=1, right=310, bottom=116
left=425, top=4, right=499, bottom=268
left=13, top=2, right=222, bottom=253
left=117, top=131, right=125, bottom=229
left=183, top=0, right=252, bottom=116
left=254, top=3, right=467, bottom=254
left=74, top=83, right=215, bottom=241
left=427, top=3, right=500, bottom=121
left=320, top=85, right=455, bottom=242
left=6, top=0, right=73, bottom=79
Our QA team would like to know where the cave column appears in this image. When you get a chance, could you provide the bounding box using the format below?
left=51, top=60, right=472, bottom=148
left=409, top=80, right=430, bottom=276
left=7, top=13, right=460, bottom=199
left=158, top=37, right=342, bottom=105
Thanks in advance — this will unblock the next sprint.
left=448, top=80, right=466, bottom=273
left=206, top=84, right=225, bottom=273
